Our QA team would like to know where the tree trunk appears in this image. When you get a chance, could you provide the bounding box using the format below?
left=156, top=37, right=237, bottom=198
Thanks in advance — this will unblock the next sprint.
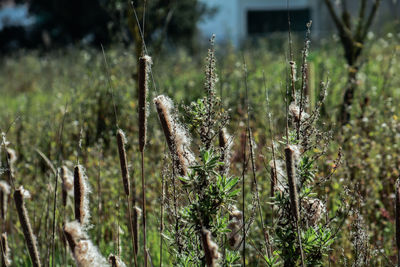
left=340, top=67, right=358, bottom=125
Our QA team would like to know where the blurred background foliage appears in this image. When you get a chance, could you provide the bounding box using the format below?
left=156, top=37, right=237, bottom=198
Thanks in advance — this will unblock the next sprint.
left=0, top=31, right=399, bottom=265
left=1, top=0, right=400, bottom=265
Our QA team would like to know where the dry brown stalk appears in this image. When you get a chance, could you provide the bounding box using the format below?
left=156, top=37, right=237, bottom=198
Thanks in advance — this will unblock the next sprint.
left=396, top=179, right=400, bottom=266
left=284, top=146, right=305, bottom=267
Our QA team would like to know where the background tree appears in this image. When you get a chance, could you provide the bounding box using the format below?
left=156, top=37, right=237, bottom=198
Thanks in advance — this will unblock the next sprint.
left=27, top=0, right=212, bottom=52
left=324, top=0, right=381, bottom=125
left=107, top=0, right=215, bottom=57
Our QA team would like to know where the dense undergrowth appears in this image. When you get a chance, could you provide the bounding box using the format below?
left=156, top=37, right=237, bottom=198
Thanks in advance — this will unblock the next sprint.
left=0, top=32, right=400, bottom=266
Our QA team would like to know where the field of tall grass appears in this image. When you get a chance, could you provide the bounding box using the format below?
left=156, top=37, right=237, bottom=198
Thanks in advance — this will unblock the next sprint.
left=0, top=32, right=400, bottom=266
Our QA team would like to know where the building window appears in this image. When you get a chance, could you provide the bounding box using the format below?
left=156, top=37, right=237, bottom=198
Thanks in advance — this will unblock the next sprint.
left=247, top=9, right=311, bottom=35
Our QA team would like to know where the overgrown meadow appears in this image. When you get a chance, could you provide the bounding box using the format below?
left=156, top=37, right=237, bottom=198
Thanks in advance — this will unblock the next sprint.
left=0, top=32, right=400, bottom=266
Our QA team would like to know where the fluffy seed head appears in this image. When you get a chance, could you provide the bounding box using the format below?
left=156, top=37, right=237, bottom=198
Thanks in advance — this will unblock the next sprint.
left=60, top=166, right=74, bottom=207
left=1, top=232, right=11, bottom=266
left=201, top=228, right=220, bottom=267
left=14, top=186, right=41, bottom=267
left=108, top=254, right=127, bottom=267
left=154, top=95, right=194, bottom=177
left=285, top=146, right=300, bottom=222
left=74, top=165, right=91, bottom=226
left=116, top=130, right=130, bottom=196
left=227, top=207, right=242, bottom=249
left=289, top=102, right=309, bottom=122
left=269, top=159, right=285, bottom=192
left=6, top=148, right=17, bottom=165
left=218, top=128, right=232, bottom=176
left=302, top=198, right=325, bottom=227
left=138, top=55, right=152, bottom=152
left=64, top=221, right=109, bottom=267
left=0, top=180, right=10, bottom=220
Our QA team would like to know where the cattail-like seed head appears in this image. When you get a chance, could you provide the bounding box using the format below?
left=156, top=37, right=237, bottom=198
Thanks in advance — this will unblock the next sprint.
left=138, top=55, right=152, bottom=152
left=5, top=148, right=16, bottom=166
left=0, top=181, right=10, bottom=220
left=116, top=130, right=130, bottom=196
left=269, top=159, right=285, bottom=193
left=289, top=102, right=309, bottom=122
left=74, top=165, right=91, bottom=226
left=1, top=232, right=11, bottom=266
left=14, top=186, right=41, bottom=267
left=227, top=207, right=242, bottom=249
left=60, top=166, right=73, bottom=207
left=64, top=221, right=109, bottom=267
left=108, top=254, right=127, bottom=267
left=201, top=228, right=220, bottom=267
left=396, top=179, right=400, bottom=250
left=302, top=197, right=325, bottom=227
left=154, top=95, right=194, bottom=177
left=285, top=146, right=300, bottom=222
left=132, top=206, right=142, bottom=255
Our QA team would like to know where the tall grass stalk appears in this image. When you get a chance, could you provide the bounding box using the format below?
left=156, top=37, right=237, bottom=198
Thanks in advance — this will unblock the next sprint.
left=396, top=179, right=400, bottom=267
left=116, top=130, right=137, bottom=267
left=138, top=54, right=152, bottom=267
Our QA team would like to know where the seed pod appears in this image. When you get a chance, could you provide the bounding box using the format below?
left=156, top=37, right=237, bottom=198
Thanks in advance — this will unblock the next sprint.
left=201, top=228, right=220, bottom=267
left=227, top=207, right=242, bottom=249
left=109, top=254, right=127, bottom=267
left=154, top=95, right=194, bottom=177
left=60, top=166, right=73, bottom=207
left=138, top=55, right=152, bottom=152
left=0, top=181, right=10, bottom=221
left=74, top=165, right=91, bottom=226
left=133, top=206, right=142, bottom=256
left=64, top=221, right=108, bottom=267
left=14, top=187, right=41, bottom=267
left=116, top=130, right=130, bottom=196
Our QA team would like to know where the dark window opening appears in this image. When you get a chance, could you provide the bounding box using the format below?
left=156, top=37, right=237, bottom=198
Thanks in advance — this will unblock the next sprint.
left=247, top=9, right=311, bottom=35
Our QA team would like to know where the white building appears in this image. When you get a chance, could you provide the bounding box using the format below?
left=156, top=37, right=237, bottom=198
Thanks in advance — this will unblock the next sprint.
left=198, top=0, right=400, bottom=46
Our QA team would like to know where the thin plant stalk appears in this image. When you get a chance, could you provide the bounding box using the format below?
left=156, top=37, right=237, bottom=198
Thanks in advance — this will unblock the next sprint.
left=395, top=179, right=400, bottom=267
left=284, top=146, right=305, bottom=267
left=138, top=54, right=151, bottom=267
left=140, top=150, right=147, bottom=267
left=116, top=130, right=138, bottom=267
left=248, top=128, right=270, bottom=258
left=159, top=161, right=165, bottom=267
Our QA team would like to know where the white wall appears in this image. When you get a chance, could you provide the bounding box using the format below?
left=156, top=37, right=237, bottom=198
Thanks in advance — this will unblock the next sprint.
left=198, top=0, right=241, bottom=46
left=199, top=0, right=320, bottom=46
